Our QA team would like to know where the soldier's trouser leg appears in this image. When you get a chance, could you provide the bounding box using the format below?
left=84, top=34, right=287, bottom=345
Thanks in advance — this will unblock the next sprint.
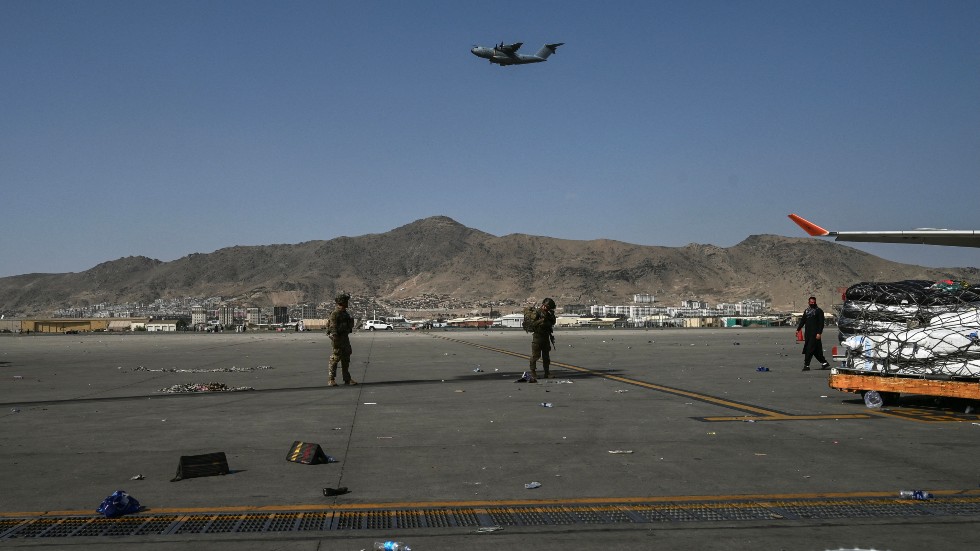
left=529, top=342, right=542, bottom=377
left=541, top=347, right=551, bottom=378
left=330, top=343, right=351, bottom=383
left=333, top=342, right=353, bottom=383
left=339, top=355, right=352, bottom=383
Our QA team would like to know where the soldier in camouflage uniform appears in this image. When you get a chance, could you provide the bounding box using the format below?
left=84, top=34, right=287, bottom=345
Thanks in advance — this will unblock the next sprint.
left=528, top=297, right=557, bottom=381
left=327, top=293, right=357, bottom=386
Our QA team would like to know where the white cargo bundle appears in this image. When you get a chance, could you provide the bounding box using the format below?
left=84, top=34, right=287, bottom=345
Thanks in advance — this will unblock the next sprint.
left=839, top=280, right=980, bottom=380
left=927, top=307, right=980, bottom=328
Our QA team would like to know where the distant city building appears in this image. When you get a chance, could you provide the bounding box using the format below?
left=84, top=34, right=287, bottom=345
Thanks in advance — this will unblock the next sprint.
left=495, top=313, right=524, bottom=328
left=590, top=305, right=630, bottom=317
left=302, top=304, right=317, bottom=319
left=247, top=307, right=261, bottom=326
left=716, top=303, right=740, bottom=316
left=273, top=306, right=288, bottom=324
left=146, top=320, right=178, bottom=332
left=218, top=305, right=234, bottom=327
left=739, top=299, right=769, bottom=316
left=675, top=307, right=724, bottom=318
left=590, top=305, right=670, bottom=319
left=191, top=305, right=206, bottom=326
left=715, top=299, right=769, bottom=316
left=561, top=303, right=589, bottom=315
left=633, top=294, right=655, bottom=303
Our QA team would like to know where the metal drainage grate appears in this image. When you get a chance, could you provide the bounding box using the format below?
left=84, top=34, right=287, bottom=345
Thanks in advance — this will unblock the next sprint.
left=3, top=497, right=979, bottom=539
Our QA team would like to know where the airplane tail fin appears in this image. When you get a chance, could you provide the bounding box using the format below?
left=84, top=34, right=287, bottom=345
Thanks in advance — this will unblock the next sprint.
left=788, top=214, right=831, bottom=236
left=536, top=42, right=564, bottom=59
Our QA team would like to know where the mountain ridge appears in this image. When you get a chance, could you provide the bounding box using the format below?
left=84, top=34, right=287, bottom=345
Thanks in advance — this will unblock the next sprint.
left=2, top=216, right=977, bottom=316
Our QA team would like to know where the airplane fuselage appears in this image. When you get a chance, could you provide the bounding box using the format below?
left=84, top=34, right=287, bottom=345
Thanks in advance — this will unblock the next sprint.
left=470, top=42, right=563, bottom=66
left=470, top=46, right=546, bottom=65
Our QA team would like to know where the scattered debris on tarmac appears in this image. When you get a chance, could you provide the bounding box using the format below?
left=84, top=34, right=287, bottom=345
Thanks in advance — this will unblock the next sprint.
left=137, top=365, right=273, bottom=373
left=158, top=382, right=254, bottom=393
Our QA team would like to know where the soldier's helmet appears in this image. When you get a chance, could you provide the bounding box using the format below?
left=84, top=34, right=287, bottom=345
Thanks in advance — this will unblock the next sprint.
left=335, top=292, right=351, bottom=305
left=542, top=298, right=556, bottom=310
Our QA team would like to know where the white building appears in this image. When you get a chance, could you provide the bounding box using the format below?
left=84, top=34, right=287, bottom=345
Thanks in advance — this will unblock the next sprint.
left=496, top=313, right=524, bottom=328
left=146, top=320, right=178, bottom=332
left=590, top=305, right=671, bottom=320
left=715, top=299, right=770, bottom=316
left=590, top=305, right=630, bottom=317
left=556, top=315, right=591, bottom=327
left=740, top=299, right=769, bottom=316
left=716, top=303, right=740, bottom=316
left=191, top=305, right=206, bottom=326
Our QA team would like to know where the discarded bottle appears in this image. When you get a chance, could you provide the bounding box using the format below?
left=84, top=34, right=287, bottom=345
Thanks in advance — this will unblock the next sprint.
left=899, top=490, right=933, bottom=500
left=374, top=541, right=411, bottom=551
left=524, top=481, right=542, bottom=489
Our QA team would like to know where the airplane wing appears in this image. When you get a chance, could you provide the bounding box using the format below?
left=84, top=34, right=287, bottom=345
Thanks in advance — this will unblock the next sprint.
left=788, top=214, right=980, bottom=248
left=498, top=42, right=523, bottom=53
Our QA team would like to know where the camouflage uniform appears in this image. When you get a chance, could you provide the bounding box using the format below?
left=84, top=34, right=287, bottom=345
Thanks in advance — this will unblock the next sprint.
left=529, top=298, right=557, bottom=380
left=327, top=293, right=356, bottom=385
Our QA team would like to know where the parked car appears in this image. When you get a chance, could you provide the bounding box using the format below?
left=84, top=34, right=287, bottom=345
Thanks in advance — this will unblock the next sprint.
left=362, top=320, right=394, bottom=331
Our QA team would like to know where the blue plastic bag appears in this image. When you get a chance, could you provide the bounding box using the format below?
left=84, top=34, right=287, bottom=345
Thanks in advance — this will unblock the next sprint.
left=96, top=490, right=142, bottom=517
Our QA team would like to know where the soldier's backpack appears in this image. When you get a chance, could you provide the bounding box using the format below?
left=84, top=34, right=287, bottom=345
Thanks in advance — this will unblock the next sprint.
left=522, top=305, right=538, bottom=333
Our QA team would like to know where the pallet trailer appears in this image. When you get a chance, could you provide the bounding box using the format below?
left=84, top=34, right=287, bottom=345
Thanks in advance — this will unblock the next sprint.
left=830, top=352, right=980, bottom=408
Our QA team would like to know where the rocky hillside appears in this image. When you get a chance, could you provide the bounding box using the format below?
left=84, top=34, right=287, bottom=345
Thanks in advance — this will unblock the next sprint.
left=1, top=216, right=977, bottom=316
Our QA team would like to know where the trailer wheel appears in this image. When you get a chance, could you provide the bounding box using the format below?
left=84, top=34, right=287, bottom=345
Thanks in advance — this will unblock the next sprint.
left=862, top=390, right=900, bottom=408
left=863, top=390, right=885, bottom=409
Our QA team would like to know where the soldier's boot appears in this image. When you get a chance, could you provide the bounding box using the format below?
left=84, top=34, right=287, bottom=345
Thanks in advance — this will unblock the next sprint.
left=529, top=368, right=538, bottom=383
left=345, top=379, right=358, bottom=386
left=327, top=378, right=338, bottom=386
left=802, top=365, right=810, bottom=372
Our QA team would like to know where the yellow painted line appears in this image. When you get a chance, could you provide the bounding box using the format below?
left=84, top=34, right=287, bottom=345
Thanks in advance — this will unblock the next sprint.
left=433, top=335, right=976, bottom=424
left=701, top=414, right=873, bottom=422
left=431, top=334, right=851, bottom=421
left=865, top=408, right=980, bottom=423
left=4, top=489, right=979, bottom=518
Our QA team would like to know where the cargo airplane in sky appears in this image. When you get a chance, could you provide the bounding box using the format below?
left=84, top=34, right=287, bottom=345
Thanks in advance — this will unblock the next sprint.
left=470, top=41, right=563, bottom=65
left=789, top=214, right=980, bottom=248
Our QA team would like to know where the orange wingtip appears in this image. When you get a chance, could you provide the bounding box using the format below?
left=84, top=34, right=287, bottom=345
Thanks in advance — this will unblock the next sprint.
left=788, top=214, right=830, bottom=236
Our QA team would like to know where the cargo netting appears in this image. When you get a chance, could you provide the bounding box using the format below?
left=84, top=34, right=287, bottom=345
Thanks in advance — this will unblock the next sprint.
left=837, top=280, right=980, bottom=378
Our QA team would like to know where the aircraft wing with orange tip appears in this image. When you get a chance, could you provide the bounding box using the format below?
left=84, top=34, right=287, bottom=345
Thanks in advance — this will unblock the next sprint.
left=788, top=213, right=980, bottom=248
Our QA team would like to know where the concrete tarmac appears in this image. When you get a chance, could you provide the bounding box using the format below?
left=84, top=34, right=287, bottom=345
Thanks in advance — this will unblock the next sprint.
left=1, top=328, right=979, bottom=550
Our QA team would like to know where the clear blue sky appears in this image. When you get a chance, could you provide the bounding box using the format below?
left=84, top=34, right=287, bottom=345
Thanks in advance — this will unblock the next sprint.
left=2, top=0, right=978, bottom=278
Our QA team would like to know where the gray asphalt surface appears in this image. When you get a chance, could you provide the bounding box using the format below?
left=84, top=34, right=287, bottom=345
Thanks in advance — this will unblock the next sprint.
left=1, top=328, right=978, bottom=550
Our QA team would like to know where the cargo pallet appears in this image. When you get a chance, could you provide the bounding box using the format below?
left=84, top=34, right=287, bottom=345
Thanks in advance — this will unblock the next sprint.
left=830, top=354, right=980, bottom=408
